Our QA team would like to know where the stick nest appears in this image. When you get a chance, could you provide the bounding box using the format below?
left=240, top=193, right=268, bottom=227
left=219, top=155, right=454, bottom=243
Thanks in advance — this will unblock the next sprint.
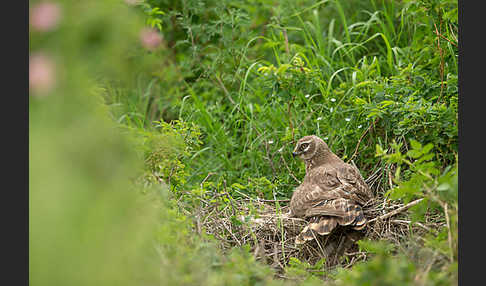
left=194, top=170, right=438, bottom=272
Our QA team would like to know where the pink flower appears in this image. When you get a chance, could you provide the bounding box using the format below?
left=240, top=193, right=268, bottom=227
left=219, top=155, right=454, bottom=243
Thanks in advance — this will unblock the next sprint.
left=30, top=2, right=61, bottom=32
left=140, top=28, right=162, bottom=51
left=29, top=53, right=56, bottom=96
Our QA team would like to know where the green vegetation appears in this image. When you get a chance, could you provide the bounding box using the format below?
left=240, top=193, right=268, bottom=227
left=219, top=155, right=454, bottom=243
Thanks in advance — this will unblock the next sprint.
left=30, top=0, right=457, bottom=285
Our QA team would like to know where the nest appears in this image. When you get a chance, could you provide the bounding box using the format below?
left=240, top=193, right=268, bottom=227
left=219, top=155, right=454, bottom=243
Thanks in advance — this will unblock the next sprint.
left=194, top=168, right=436, bottom=273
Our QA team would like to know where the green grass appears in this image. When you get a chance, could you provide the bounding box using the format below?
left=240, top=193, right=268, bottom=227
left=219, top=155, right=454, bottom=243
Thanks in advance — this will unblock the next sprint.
left=30, top=0, right=458, bottom=285
left=109, top=0, right=457, bottom=282
left=131, top=0, right=457, bottom=192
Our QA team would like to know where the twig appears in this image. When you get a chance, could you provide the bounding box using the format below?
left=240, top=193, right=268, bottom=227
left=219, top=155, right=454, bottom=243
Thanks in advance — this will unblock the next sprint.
left=449, top=23, right=458, bottom=44
left=243, top=198, right=290, bottom=203
left=364, top=166, right=382, bottom=185
left=222, top=220, right=242, bottom=246
left=232, top=188, right=254, bottom=200
left=347, top=118, right=379, bottom=163
left=387, top=165, right=394, bottom=189
left=432, top=22, right=457, bottom=48
left=333, top=233, right=346, bottom=265
left=368, top=198, right=424, bottom=223
left=264, top=139, right=277, bottom=179
left=224, top=179, right=237, bottom=216
left=282, top=28, right=290, bottom=55
left=200, top=172, right=216, bottom=189
left=279, top=153, right=301, bottom=184
left=344, top=251, right=366, bottom=256
left=437, top=32, right=457, bottom=47
left=272, top=243, right=280, bottom=268
left=311, top=229, right=327, bottom=259
left=391, top=219, right=431, bottom=232
left=215, top=74, right=236, bottom=105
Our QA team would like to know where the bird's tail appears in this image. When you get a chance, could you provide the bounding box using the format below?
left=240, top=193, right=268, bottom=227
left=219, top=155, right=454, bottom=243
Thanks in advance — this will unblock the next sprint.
left=295, top=200, right=367, bottom=244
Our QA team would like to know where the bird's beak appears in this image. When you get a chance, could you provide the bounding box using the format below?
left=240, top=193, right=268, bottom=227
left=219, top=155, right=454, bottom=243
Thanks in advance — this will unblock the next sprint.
left=292, top=151, right=299, bottom=157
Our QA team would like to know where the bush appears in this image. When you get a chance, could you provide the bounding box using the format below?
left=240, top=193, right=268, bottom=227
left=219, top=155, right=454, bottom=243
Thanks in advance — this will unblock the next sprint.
left=30, top=0, right=458, bottom=284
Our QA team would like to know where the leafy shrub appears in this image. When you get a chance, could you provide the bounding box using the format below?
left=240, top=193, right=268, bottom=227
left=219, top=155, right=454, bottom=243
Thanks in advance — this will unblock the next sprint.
left=30, top=0, right=458, bottom=285
left=124, top=0, right=458, bottom=193
left=127, top=119, right=203, bottom=189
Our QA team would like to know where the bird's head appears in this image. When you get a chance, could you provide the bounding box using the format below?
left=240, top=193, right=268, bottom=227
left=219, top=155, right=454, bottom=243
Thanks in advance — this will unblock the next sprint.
left=292, top=135, right=329, bottom=160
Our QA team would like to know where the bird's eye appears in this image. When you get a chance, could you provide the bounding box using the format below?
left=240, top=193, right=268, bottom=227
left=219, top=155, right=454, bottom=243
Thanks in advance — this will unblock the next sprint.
left=301, top=143, right=309, bottom=149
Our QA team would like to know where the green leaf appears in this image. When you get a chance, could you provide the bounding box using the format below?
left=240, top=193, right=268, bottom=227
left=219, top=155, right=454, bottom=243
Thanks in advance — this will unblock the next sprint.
left=375, top=144, right=385, bottom=156
left=410, top=139, right=422, bottom=150
left=416, top=153, right=434, bottom=163
left=422, top=143, right=434, bottom=154
left=231, top=183, right=247, bottom=190
left=436, top=183, right=450, bottom=191
left=406, top=149, right=422, bottom=159
left=379, top=100, right=395, bottom=108
left=276, top=64, right=292, bottom=75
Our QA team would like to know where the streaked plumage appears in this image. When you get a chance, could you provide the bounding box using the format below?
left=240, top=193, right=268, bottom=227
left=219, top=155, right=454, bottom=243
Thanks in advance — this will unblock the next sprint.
left=289, top=135, right=373, bottom=245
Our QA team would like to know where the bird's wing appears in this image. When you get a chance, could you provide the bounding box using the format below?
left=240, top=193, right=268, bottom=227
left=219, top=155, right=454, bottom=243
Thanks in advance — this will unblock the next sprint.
left=304, top=198, right=364, bottom=221
left=335, top=164, right=374, bottom=205
left=306, top=166, right=360, bottom=201
left=291, top=166, right=357, bottom=216
left=290, top=183, right=344, bottom=217
left=293, top=166, right=370, bottom=244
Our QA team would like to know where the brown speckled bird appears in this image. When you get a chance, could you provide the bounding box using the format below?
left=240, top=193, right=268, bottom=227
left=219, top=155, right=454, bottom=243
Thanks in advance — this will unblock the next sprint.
left=289, top=135, right=373, bottom=245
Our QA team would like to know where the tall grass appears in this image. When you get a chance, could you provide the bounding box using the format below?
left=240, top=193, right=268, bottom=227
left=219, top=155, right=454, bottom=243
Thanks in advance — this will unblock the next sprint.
left=138, top=0, right=456, bottom=194
left=115, top=0, right=458, bottom=283
left=30, top=0, right=458, bottom=284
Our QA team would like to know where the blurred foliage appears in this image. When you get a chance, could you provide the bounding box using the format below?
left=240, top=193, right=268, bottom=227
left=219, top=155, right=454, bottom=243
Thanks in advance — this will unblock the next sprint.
left=30, top=1, right=158, bottom=285
left=30, top=84, right=160, bottom=285
left=30, top=0, right=458, bottom=285
left=29, top=0, right=283, bottom=285
left=333, top=241, right=418, bottom=286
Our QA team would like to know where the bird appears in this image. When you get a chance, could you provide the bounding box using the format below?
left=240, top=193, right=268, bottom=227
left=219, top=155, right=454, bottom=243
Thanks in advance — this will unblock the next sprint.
left=289, top=135, right=373, bottom=246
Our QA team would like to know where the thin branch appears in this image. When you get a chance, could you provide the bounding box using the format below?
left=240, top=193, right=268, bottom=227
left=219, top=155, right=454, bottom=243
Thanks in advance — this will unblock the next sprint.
left=368, top=198, right=424, bottom=223
left=391, top=219, right=431, bottom=232
left=215, top=74, right=236, bottom=105
left=232, top=187, right=254, bottom=200
left=432, top=21, right=457, bottom=48
left=437, top=31, right=457, bottom=47
left=279, top=152, right=301, bottom=184
left=224, top=179, right=237, bottom=216
left=282, top=28, right=290, bottom=55
left=347, top=118, right=379, bottom=163
left=243, top=198, right=290, bottom=203
left=222, top=220, right=242, bottom=246
left=200, top=172, right=216, bottom=189
left=448, top=23, right=458, bottom=44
